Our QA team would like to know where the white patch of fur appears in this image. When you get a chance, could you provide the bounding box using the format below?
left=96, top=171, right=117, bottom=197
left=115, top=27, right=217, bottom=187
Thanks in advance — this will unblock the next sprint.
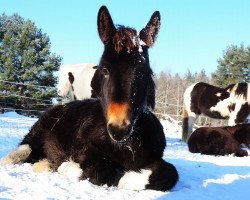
left=139, top=40, right=146, bottom=46
left=138, top=40, right=146, bottom=53
left=118, top=169, right=152, bottom=191
left=210, top=84, right=248, bottom=119
left=228, top=114, right=237, bottom=126
left=216, top=92, right=222, bottom=97
left=183, top=83, right=198, bottom=138
left=183, top=83, right=197, bottom=118
left=33, top=159, right=52, bottom=173
left=0, top=144, right=31, bottom=164
left=57, top=63, right=97, bottom=100
left=247, top=83, right=250, bottom=104
left=210, top=98, right=231, bottom=117
left=57, top=160, right=82, bottom=182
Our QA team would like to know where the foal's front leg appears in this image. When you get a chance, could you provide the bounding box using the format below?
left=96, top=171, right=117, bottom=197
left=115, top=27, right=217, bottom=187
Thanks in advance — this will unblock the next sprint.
left=57, top=144, right=125, bottom=186
left=118, top=159, right=178, bottom=191
left=57, top=157, right=124, bottom=185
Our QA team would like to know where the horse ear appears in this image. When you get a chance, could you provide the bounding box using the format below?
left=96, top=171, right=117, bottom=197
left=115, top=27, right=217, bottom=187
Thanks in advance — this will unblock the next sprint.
left=139, top=11, right=161, bottom=47
left=97, top=6, right=116, bottom=45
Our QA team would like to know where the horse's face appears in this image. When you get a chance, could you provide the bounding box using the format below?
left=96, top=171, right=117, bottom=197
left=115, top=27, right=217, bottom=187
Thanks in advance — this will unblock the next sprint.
left=97, top=6, right=160, bottom=142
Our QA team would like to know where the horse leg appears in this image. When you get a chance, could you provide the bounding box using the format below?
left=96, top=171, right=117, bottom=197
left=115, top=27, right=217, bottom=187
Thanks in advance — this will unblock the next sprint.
left=182, top=96, right=197, bottom=142
left=0, top=144, right=32, bottom=164
left=32, top=131, right=68, bottom=173
left=228, top=112, right=237, bottom=126
left=118, top=159, right=178, bottom=191
left=182, top=115, right=197, bottom=142
left=57, top=158, right=124, bottom=185
left=235, top=149, right=248, bottom=157
left=58, top=144, right=124, bottom=185
left=0, top=125, right=42, bottom=165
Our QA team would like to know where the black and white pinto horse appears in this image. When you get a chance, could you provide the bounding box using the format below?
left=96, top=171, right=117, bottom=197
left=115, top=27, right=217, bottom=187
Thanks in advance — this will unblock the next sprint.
left=1, top=6, right=178, bottom=191
left=182, top=82, right=250, bottom=141
left=57, top=63, right=98, bottom=100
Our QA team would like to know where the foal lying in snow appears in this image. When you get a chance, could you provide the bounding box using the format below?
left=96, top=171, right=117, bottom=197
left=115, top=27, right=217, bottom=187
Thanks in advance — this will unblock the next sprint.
left=188, top=124, right=250, bottom=157
left=1, top=6, right=178, bottom=192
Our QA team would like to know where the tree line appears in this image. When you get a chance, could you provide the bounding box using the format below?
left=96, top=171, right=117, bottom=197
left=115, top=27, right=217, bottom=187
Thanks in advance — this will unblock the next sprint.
left=0, top=13, right=249, bottom=118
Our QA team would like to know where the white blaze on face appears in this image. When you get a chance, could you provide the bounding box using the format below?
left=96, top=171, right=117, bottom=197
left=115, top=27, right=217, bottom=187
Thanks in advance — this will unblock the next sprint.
left=118, top=169, right=152, bottom=191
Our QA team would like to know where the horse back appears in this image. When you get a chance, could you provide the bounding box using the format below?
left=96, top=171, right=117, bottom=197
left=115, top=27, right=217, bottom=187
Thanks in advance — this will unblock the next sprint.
left=191, top=82, right=230, bottom=116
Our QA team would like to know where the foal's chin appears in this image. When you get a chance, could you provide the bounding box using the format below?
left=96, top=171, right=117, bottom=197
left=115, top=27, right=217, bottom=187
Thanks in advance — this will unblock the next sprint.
left=107, top=127, right=133, bottom=144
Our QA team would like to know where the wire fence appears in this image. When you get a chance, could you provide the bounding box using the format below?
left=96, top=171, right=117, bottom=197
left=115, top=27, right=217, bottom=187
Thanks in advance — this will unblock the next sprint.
left=0, top=80, right=55, bottom=89
left=0, top=79, right=61, bottom=116
left=0, top=79, right=229, bottom=126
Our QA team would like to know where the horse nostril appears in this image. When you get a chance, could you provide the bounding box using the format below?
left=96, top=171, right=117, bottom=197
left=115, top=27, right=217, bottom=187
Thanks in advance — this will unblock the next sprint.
left=107, top=123, right=130, bottom=142
left=122, top=119, right=130, bottom=128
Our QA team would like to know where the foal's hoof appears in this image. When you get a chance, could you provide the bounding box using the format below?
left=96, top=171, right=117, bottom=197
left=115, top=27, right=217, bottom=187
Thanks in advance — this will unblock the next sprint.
left=0, top=144, right=31, bottom=165
left=33, top=159, right=52, bottom=173
left=57, top=160, right=83, bottom=181
left=118, top=169, right=152, bottom=191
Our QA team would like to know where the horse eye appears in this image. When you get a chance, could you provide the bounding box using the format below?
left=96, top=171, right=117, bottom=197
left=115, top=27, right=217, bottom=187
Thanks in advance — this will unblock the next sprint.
left=102, top=67, right=110, bottom=78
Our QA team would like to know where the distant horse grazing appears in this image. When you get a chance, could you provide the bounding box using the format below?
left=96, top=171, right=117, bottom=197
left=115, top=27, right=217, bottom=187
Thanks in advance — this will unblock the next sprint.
left=2, top=6, right=178, bottom=191
left=57, top=63, right=97, bottom=100
left=182, top=82, right=250, bottom=141
left=188, top=124, right=250, bottom=157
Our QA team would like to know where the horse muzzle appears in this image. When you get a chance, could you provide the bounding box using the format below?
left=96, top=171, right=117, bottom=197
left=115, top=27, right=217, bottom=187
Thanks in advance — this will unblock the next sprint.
left=107, top=121, right=131, bottom=142
left=106, top=102, right=132, bottom=142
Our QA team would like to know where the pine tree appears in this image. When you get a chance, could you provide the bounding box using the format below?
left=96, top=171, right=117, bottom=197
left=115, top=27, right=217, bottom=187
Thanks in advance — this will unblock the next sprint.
left=183, top=69, right=195, bottom=86
left=195, top=69, right=210, bottom=83
left=212, top=44, right=250, bottom=87
left=0, top=13, right=62, bottom=115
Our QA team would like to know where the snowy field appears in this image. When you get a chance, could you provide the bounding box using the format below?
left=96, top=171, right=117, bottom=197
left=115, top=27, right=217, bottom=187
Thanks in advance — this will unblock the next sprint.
left=0, top=112, right=250, bottom=200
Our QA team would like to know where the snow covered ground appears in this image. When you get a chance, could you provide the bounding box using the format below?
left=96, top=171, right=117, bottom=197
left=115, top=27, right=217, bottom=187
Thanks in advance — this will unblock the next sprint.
left=0, top=112, right=249, bottom=199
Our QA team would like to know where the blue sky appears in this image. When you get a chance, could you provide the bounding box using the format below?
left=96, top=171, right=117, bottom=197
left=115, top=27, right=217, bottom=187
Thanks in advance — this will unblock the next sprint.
left=1, top=0, right=250, bottom=76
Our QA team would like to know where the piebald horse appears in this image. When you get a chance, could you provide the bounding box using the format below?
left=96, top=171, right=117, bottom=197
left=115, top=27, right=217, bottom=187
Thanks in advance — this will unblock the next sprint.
left=182, top=82, right=250, bottom=141
left=57, top=63, right=98, bottom=100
